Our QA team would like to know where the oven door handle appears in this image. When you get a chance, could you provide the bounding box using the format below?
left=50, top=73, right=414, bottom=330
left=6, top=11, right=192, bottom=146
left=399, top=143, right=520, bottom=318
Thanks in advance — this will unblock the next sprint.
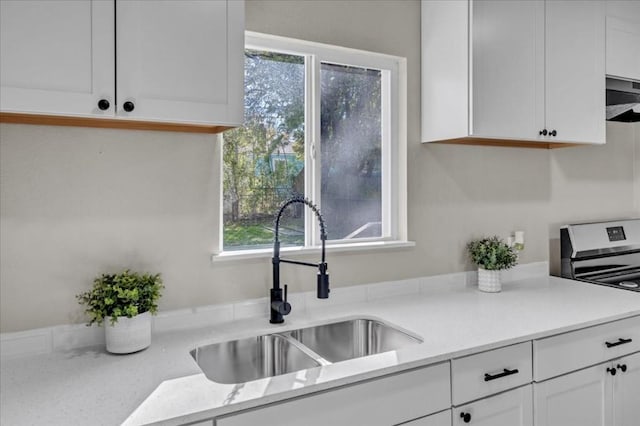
left=605, top=338, right=633, bottom=348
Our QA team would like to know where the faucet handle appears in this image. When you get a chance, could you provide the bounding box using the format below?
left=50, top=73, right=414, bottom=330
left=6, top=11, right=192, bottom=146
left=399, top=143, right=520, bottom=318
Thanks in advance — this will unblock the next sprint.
left=281, top=285, right=292, bottom=315
left=271, top=285, right=291, bottom=316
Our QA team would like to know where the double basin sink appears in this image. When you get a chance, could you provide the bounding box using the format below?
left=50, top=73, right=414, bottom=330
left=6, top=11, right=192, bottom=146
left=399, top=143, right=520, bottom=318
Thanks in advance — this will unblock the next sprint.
left=190, top=318, right=422, bottom=384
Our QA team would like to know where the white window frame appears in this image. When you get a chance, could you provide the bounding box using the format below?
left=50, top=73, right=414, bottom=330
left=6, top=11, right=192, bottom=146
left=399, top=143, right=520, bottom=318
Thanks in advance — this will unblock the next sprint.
left=213, top=31, right=410, bottom=261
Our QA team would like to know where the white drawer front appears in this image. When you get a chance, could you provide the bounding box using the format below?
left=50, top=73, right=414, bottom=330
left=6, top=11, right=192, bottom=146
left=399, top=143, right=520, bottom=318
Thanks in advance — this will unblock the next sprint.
left=534, top=315, right=640, bottom=381
left=217, top=362, right=451, bottom=426
left=452, top=342, right=532, bottom=405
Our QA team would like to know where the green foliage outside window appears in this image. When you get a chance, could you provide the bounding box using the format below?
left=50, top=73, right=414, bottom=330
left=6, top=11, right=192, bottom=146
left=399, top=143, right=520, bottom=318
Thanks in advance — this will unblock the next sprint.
left=223, top=48, right=384, bottom=249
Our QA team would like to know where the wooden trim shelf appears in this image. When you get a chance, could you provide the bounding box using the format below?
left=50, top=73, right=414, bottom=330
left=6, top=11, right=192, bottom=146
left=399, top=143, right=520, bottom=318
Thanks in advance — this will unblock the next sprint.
left=0, top=112, right=236, bottom=134
left=424, top=137, right=583, bottom=149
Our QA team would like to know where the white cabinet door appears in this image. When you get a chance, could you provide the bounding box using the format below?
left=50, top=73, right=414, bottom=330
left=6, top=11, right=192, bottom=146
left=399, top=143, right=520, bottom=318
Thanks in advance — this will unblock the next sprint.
left=421, top=0, right=606, bottom=147
left=115, top=0, right=243, bottom=125
left=0, top=0, right=114, bottom=116
left=217, top=363, right=451, bottom=426
left=606, top=15, right=640, bottom=81
left=470, top=0, right=544, bottom=140
left=545, top=0, right=605, bottom=144
left=613, top=352, right=640, bottom=426
left=453, top=385, right=532, bottom=426
left=401, top=410, right=451, bottom=426
left=534, top=363, right=612, bottom=426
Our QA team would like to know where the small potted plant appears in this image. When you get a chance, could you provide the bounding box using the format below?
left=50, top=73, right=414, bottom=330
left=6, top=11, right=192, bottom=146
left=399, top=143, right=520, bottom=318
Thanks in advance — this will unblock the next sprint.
left=77, top=270, right=163, bottom=354
left=467, top=236, right=518, bottom=292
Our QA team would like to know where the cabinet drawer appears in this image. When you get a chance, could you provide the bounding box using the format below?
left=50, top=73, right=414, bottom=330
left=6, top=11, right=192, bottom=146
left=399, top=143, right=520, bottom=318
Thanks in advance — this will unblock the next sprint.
left=534, top=315, right=640, bottom=381
left=217, top=362, right=451, bottom=426
left=452, top=342, right=532, bottom=405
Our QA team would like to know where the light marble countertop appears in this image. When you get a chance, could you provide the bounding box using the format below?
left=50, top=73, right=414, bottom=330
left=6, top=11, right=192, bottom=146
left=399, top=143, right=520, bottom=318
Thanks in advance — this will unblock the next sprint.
left=2, top=275, right=640, bottom=426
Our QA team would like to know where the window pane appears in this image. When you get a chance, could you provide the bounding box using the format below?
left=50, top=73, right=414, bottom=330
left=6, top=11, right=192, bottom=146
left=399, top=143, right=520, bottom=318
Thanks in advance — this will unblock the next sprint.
left=320, top=63, right=382, bottom=240
left=223, top=50, right=305, bottom=251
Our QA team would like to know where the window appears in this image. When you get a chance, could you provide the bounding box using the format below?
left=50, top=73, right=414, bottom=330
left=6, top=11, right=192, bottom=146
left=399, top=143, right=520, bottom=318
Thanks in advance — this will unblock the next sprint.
left=220, top=32, right=407, bottom=255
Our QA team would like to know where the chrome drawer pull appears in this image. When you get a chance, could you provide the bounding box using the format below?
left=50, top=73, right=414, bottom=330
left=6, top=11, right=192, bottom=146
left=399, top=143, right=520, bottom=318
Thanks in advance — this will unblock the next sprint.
left=605, top=338, right=632, bottom=348
left=484, top=368, right=519, bottom=382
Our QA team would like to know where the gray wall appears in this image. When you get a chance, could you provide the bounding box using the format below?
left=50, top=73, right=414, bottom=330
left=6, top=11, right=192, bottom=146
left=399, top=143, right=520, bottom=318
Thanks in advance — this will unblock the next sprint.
left=1, top=0, right=638, bottom=332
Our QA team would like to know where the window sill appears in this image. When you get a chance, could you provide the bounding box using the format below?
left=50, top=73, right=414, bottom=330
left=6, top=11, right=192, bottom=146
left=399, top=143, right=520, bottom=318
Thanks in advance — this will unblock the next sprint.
left=211, top=240, right=416, bottom=264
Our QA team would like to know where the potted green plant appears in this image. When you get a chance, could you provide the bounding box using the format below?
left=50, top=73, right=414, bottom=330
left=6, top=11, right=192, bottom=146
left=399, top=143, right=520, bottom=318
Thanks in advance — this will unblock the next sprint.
left=467, top=236, right=518, bottom=292
left=77, top=270, right=163, bottom=354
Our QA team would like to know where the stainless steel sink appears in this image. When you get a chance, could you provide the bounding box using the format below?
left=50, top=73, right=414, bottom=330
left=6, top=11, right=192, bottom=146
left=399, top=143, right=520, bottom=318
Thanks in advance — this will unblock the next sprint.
left=191, top=318, right=422, bottom=384
left=288, top=318, right=422, bottom=362
left=190, top=334, right=321, bottom=384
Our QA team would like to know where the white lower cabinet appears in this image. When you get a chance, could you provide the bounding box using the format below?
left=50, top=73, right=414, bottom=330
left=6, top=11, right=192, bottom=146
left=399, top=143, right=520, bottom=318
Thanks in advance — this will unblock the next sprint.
left=453, top=385, right=533, bottom=426
left=612, top=352, right=640, bottom=426
left=216, top=363, right=450, bottom=426
left=534, top=352, right=640, bottom=426
left=209, top=317, right=639, bottom=426
left=534, top=362, right=610, bottom=426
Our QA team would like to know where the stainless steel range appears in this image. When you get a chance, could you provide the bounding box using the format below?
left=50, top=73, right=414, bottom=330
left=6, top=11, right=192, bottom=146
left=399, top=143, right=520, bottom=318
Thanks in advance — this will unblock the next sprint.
left=561, top=219, right=640, bottom=292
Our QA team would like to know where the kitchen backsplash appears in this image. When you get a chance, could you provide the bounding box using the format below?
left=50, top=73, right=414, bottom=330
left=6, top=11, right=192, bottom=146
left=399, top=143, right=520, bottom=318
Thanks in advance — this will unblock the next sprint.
left=0, top=262, right=548, bottom=359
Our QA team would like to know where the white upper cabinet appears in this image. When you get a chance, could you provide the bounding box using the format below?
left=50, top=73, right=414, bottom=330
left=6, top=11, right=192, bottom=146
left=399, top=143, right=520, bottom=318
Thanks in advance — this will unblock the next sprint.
left=605, top=1, right=640, bottom=81
left=470, top=0, right=544, bottom=141
left=545, top=1, right=605, bottom=145
left=422, top=0, right=605, bottom=147
left=0, top=0, right=114, bottom=116
left=0, top=0, right=244, bottom=130
left=115, top=0, right=243, bottom=125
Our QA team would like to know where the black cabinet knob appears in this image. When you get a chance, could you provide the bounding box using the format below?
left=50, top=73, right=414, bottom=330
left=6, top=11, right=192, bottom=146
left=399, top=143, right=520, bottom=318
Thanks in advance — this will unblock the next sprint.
left=617, top=364, right=627, bottom=373
left=539, top=129, right=548, bottom=136
left=460, top=412, right=471, bottom=423
left=97, top=99, right=110, bottom=111
left=123, top=101, right=135, bottom=112
left=550, top=129, right=557, bottom=137
left=607, top=367, right=617, bottom=376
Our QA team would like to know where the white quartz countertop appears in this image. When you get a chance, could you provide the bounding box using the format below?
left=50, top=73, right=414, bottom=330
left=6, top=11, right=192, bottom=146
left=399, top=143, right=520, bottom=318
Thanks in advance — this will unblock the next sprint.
left=2, top=275, right=640, bottom=426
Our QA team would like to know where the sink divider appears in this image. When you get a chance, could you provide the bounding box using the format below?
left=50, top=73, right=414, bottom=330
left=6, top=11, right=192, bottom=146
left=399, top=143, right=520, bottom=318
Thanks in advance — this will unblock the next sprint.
left=276, top=332, right=332, bottom=367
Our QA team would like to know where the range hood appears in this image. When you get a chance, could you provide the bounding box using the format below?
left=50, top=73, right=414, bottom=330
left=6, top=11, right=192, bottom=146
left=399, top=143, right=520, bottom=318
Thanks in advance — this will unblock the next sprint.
left=606, top=77, right=640, bottom=122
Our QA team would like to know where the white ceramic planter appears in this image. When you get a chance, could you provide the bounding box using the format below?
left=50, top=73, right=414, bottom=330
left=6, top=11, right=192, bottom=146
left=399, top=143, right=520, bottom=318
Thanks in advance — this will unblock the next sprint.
left=477, top=268, right=502, bottom=293
left=104, top=311, right=151, bottom=354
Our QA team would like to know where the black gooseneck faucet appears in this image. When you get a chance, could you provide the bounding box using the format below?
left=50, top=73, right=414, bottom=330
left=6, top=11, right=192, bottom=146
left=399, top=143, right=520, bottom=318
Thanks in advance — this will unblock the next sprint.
left=271, top=196, right=330, bottom=324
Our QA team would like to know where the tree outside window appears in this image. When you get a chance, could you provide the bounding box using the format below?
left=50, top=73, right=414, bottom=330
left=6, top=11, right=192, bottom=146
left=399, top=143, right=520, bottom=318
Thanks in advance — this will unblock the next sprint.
left=222, top=35, right=400, bottom=253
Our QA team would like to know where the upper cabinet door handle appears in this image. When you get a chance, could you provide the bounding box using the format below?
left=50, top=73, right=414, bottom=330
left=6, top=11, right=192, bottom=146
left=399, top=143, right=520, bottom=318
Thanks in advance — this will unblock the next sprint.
left=97, top=99, right=110, bottom=111
left=484, top=368, right=519, bottom=382
left=123, top=101, right=135, bottom=112
left=539, top=129, right=548, bottom=136
left=605, top=338, right=632, bottom=348
left=549, top=129, right=557, bottom=137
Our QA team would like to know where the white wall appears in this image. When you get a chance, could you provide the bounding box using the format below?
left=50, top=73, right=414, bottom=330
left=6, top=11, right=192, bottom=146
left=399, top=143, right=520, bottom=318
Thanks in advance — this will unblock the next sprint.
left=1, top=0, right=638, bottom=332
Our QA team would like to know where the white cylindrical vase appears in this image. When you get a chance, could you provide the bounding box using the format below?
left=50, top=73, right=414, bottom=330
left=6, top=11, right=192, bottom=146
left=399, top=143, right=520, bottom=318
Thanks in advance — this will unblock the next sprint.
left=105, top=311, right=151, bottom=354
left=477, top=268, right=502, bottom=293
